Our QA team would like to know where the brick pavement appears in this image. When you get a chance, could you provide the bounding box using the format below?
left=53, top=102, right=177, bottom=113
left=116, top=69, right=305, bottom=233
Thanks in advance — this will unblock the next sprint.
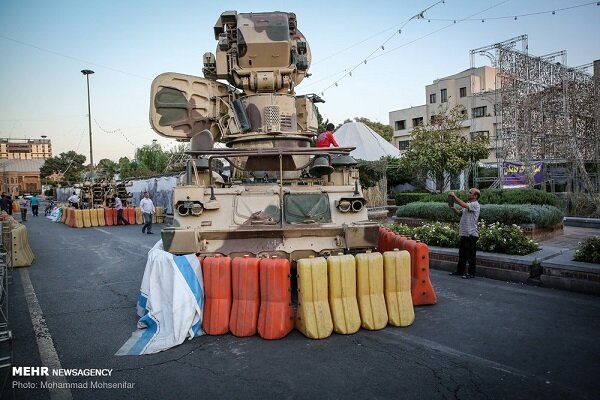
left=538, top=225, right=600, bottom=250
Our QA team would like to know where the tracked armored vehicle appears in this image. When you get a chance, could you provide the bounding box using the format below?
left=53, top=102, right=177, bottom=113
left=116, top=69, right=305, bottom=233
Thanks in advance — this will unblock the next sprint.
left=149, top=11, right=379, bottom=261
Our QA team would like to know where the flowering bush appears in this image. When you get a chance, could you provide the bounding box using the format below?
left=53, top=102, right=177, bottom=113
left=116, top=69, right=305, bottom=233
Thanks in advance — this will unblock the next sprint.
left=413, top=222, right=460, bottom=248
left=574, top=236, right=600, bottom=264
left=386, top=223, right=413, bottom=237
left=384, top=220, right=539, bottom=255
left=477, top=222, right=539, bottom=255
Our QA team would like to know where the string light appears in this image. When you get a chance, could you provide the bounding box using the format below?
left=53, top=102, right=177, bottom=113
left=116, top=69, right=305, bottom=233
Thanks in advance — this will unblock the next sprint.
left=94, top=119, right=137, bottom=147
left=426, top=1, right=597, bottom=22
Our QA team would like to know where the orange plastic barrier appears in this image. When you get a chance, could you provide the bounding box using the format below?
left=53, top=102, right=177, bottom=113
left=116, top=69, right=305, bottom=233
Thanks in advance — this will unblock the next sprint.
left=66, top=208, right=76, bottom=227
left=125, top=207, right=135, bottom=224
left=105, top=208, right=114, bottom=226
left=377, top=227, right=389, bottom=252
left=112, top=208, right=118, bottom=225
left=257, top=257, right=295, bottom=340
left=230, top=256, right=260, bottom=337
left=403, top=239, right=437, bottom=306
left=381, top=230, right=396, bottom=253
left=201, top=255, right=232, bottom=335
left=391, top=234, right=409, bottom=251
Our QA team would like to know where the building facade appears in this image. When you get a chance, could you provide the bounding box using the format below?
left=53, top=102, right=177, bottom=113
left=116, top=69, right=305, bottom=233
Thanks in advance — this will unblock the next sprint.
left=0, top=138, right=51, bottom=195
left=0, top=159, right=45, bottom=195
left=389, top=66, right=500, bottom=162
left=0, top=138, right=52, bottom=160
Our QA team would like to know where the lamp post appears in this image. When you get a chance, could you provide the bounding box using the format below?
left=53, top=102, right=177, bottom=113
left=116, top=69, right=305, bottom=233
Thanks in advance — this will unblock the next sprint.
left=81, top=69, right=95, bottom=182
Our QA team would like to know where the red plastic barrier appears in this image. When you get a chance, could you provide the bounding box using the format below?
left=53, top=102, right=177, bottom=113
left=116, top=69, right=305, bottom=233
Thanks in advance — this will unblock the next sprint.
left=201, top=255, right=232, bottom=335
left=230, top=256, right=260, bottom=337
left=257, top=257, right=294, bottom=340
left=403, top=239, right=437, bottom=306
left=105, top=208, right=114, bottom=226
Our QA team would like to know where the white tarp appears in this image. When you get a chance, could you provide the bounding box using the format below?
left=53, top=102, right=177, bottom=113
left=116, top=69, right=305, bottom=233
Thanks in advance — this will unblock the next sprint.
left=116, top=241, right=205, bottom=355
left=334, top=122, right=401, bottom=161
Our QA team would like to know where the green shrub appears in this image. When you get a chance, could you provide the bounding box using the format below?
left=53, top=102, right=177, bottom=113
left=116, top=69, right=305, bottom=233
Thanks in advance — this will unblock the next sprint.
left=395, top=202, right=564, bottom=228
left=477, top=222, right=539, bottom=255
left=420, top=188, right=561, bottom=207
left=574, top=236, right=600, bottom=264
left=394, top=192, right=432, bottom=206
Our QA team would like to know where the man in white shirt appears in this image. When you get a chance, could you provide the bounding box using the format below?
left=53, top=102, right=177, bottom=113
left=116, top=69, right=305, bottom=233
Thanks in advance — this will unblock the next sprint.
left=140, top=191, right=156, bottom=234
left=113, top=194, right=130, bottom=226
left=67, top=191, right=80, bottom=209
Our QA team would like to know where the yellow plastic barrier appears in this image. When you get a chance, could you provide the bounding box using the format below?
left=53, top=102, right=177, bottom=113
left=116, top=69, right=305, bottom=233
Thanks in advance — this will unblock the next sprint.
left=296, top=257, right=333, bottom=339
left=74, top=209, right=84, bottom=228
left=327, top=253, right=361, bottom=335
left=12, top=223, right=35, bottom=267
left=135, top=207, right=143, bottom=225
left=383, top=250, right=414, bottom=327
left=356, top=251, right=388, bottom=330
left=96, top=208, right=105, bottom=226
left=82, top=209, right=92, bottom=228
left=60, top=207, right=68, bottom=224
left=90, top=208, right=99, bottom=227
left=156, top=206, right=164, bottom=223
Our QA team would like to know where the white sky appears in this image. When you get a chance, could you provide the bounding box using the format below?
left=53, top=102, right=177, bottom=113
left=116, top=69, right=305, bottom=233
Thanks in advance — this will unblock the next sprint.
left=0, top=0, right=598, bottom=162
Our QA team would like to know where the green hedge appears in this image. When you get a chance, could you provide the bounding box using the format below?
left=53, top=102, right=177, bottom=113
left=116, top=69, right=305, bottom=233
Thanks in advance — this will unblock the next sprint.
left=419, top=188, right=561, bottom=207
left=395, top=202, right=564, bottom=228
left=394, top=192, right=431, bottom=206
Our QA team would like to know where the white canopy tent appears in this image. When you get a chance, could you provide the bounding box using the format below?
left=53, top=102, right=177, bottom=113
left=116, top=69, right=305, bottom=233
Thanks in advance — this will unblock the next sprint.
left=333, top=122, right=401, bottom=161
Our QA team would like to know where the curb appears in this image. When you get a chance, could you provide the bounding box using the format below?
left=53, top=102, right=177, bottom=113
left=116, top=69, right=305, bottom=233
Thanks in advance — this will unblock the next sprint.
left=428, top=246, right=600, bottom=296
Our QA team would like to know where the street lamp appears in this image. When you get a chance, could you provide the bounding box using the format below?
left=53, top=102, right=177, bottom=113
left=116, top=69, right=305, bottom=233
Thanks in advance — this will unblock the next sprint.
left=81, top=69, right=95, bottom=182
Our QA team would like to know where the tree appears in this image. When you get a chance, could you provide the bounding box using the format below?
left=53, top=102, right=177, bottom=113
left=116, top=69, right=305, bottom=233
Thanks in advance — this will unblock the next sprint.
left=96, top=158, right=118, bottom=181
left=135, top=142, right=169, bottom=174
left=353, top=117, right=393, bottom=142
left=401, top=105, right=489, bottom=192
left=40, top=151, right=87, bottom=184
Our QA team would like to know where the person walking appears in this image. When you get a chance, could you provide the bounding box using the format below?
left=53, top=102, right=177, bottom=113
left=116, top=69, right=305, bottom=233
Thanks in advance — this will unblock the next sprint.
left=315, top=123, right=339, bottom=148
left=18, top=195, right=29, bottom=222
left=31, top=194, right=39, bottom=216
left=113, top=194, right=130, bottom=226
left=139, top=191, right=156, bottom=235
left=6, top=196, right=13, bottom=216
left=448, top=188, right=481, bottom=279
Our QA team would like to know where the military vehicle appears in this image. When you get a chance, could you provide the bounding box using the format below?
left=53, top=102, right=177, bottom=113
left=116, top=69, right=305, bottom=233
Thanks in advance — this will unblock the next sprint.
left=148, top=10, right=379, bottom=261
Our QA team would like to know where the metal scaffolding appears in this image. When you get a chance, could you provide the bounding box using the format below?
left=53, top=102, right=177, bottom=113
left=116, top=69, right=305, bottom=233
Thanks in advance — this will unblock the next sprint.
left=470, top=35, right=599, bottom=196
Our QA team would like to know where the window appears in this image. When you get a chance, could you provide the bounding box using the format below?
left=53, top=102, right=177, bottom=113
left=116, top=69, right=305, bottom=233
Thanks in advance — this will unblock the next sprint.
left=472, top=106, right=487, bottom=118
left=395, top=120, right=406, bottom=130
left=412, top=117, right=423, bottom=127
left=460, top=87, right=467, bottom=98
left=430, top=115, right=442, bottom=125
left=440, top=88, right=447, bottom=103
left=429, top=93, right=436, bottom=104
left=398, top=140, right=410, bottom=151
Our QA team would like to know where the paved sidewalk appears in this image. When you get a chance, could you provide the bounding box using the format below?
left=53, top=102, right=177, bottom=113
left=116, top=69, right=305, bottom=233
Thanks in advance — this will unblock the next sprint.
left=538, top=225, right=599, bottom=250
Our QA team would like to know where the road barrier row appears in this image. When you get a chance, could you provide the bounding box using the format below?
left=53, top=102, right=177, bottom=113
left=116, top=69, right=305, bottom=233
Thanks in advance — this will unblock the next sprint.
left=58, top=207, right=164, bottom=228
left=200, top=246, right=429, bottom=340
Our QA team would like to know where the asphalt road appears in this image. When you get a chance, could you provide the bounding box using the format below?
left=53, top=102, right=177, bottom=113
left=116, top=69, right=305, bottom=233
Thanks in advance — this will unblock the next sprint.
left=1, top=214, right=599, bottom=400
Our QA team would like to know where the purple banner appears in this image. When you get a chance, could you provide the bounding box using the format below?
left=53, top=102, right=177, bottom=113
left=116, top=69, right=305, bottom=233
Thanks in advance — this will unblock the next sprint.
left=502, top=162, right=543, bottom=188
